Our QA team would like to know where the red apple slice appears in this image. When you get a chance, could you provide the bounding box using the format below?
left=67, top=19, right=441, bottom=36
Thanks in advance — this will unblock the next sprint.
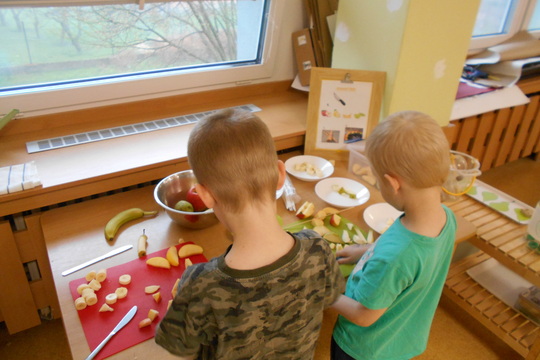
left=296, top=201, right=315, bottom=219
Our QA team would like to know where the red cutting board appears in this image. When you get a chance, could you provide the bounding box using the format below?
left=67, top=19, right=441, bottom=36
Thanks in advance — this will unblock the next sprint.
left=69, top=242, right=207, bottom=360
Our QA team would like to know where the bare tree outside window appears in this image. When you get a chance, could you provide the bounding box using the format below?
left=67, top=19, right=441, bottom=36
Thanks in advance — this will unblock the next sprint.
left=0, top=0, right=266, bottom=90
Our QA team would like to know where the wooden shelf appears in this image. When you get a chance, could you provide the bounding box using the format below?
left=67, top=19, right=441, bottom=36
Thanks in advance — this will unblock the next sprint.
left=446, top=196, right=540, bottom=359
left=444, top=251, right=540, bottom=358
left=448, top=196, right=539, bottom=286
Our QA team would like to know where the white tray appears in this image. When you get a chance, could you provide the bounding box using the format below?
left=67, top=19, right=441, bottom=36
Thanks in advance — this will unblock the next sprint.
left=466, top=180, right=534, bottom=225
left=467, top=258, right=532, bottom=311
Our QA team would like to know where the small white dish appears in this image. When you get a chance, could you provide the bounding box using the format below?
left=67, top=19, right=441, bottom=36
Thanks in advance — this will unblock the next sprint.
left=363, top=203, right=403, bottom=234
left=285, top=155, right=334, bottom=182
left=315, top=177, right=370, bottom=208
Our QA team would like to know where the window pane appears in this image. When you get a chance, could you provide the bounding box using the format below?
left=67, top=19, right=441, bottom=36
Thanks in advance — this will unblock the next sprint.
left=528, top=1, right=540, bottom=31
left=472, top=0, right=516, bottom=37
left=0, top=0, right=267, bottom=91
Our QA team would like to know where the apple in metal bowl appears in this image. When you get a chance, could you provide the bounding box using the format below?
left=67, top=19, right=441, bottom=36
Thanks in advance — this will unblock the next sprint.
left=154, top=170, right=219, bottom=229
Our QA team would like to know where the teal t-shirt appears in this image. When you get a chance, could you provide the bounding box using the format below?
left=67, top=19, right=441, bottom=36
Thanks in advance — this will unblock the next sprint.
left=333, top=205, right=456, bottom=360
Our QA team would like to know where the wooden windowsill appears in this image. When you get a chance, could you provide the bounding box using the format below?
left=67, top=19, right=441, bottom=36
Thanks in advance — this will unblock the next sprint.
left=0, top=81, right=309, bottom=217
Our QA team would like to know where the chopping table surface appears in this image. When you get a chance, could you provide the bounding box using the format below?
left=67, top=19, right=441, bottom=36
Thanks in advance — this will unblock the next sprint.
left=41, top=156, right=477, bottom=360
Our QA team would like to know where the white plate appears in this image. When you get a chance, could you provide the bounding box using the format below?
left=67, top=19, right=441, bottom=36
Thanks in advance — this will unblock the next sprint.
left=363, top=203, right=403, bottom=234
left=315, top=177, right=370, bottom=208
left=285, top=155, right=334, bottom=182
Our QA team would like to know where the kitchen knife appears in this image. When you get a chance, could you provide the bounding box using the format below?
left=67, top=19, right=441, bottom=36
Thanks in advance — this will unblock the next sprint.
left=85, top=305, right=138, bottom=360
left=61, top=244, right=133, bottom=277
left=334, top=92, right=346, bottom=106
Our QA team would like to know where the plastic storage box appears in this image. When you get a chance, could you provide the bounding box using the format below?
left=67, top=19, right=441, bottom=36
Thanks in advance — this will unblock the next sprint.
left=516, top=286, right=540, bottom=325
left=347, top=142, right=377, bottom=186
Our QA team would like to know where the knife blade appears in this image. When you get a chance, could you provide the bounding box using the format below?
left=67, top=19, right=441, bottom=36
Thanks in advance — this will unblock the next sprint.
left=61, top=245, right=133, bottom=277
left=334, top=92, right=346, bottom=106
left=85, top=305, right=138, bottom=360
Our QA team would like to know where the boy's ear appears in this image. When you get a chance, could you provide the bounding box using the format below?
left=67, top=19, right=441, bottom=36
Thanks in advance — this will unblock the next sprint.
left=276, top=160, right=286, bottom=191
left=194, top=183, right=216, bottom=209
left=383, top=173, right=401, bottom=194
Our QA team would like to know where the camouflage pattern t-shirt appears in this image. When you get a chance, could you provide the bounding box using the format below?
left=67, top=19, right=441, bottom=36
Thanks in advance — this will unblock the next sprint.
left=155, top=229, right=344, bottom=360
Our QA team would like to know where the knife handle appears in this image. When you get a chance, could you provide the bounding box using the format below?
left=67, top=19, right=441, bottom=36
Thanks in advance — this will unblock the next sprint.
left=85, top=332, right=114, bottom=360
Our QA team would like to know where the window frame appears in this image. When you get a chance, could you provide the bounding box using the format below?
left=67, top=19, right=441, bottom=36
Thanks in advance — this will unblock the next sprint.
left=0, top=0, right=287, bottom=117
left=469, top=0, right=539, bottom=53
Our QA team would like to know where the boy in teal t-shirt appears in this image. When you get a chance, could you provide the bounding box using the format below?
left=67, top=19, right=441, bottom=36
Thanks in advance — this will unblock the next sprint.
left=331, top=111, right=457, bottom=360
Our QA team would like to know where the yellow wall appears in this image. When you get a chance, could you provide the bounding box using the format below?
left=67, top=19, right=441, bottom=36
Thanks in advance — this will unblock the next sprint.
left=332, top=0, right=481, bottom=126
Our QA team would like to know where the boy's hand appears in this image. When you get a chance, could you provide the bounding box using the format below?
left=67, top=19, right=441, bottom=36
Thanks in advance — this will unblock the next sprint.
left=336, top=244, right=371, bottom=264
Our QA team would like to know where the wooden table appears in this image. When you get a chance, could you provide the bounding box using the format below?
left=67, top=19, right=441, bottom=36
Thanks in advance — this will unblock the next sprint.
left=41, top=158, right=476, bottom=360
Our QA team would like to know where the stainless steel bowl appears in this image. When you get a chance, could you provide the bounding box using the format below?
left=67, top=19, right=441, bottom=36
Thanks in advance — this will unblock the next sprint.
left=154, top=170, right=219, bottom=229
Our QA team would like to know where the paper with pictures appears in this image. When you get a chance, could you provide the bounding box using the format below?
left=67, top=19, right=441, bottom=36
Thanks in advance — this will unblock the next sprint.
left=315, top=79, right=372, bottom=151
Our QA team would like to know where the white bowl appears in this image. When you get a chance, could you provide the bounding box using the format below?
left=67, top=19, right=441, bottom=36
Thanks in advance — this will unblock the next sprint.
left=285, top=155, right=334, bottom=182
left=363, top=203, right=403, bottom=234
left=315, top=177, right=370, bottom=208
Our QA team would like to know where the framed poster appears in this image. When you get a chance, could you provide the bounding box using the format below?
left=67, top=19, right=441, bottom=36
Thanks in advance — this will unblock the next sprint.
left=305, top=67, right=386, bottom=161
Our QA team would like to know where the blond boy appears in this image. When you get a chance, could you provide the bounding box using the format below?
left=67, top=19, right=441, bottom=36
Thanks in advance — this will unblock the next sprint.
left=155, top=108, right=344, bottom=359
left=331, top=111, right=456, bottom=360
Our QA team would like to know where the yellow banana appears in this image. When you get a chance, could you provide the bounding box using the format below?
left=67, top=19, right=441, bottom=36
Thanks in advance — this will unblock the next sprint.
left=104, top=208, right=158, bottom=241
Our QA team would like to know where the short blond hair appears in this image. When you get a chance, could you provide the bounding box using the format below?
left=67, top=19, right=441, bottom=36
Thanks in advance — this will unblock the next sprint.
left=365, top=111, right=450, bottom=188
left=187, top=108, right=278, bottom=213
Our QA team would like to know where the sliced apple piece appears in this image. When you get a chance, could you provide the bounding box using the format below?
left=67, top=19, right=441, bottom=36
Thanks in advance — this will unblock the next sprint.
left=314, top=210, right=327, bottom=219
left=171, top=278, right=180, bottom=297
left=152, top=292, right=162, bottom=303
left=313, top=225, right=331, bottom=236
left=139, top=318, right=152, bottom=328
left=367, top=230, right=374, bottom=244
left=145, top=285, right=160, bottom=294
left=296, top=201, right=315, bottom=219
left=178, top=244, right=204, bottom=259
left=329, top=214, right=341, bottom=227
left=185, top=258, right=193, bottom=268
left=342, top=231, right=351, bottom=244
left=146, top=256, right=171, bottom=269
left=323, top=207, right=340, bottom=215
left=323, top=232, right=343, bottom=244
left=148, top=309, right=159, bottom=321
left=166, top=246, right=180, bottom=266
left=311, top=218, right=324, bottom=227
left=353, top=227, right=367, bottom=244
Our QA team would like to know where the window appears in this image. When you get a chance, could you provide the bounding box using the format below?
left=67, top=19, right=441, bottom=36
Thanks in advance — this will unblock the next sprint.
left=0, top=0, right=287, bottom=117
left=526, top=0, right=540, bottom=31
left=470, top=0, right=539, bottom=52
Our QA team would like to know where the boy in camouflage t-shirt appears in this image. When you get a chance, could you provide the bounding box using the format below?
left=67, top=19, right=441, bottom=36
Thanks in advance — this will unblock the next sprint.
left=155, top=109, right=344, bottom=359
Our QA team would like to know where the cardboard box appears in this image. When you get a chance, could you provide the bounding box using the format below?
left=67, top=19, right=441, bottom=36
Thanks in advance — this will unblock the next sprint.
left=292, top=29, right=317, bottom=86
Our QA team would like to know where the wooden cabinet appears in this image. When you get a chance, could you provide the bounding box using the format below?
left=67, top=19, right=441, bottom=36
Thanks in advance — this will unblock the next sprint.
left=445, top=196, right=540, bottom=359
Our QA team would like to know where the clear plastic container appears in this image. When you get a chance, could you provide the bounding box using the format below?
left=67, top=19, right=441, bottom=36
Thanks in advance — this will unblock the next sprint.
left=442, top=150, right=482, bottom=201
